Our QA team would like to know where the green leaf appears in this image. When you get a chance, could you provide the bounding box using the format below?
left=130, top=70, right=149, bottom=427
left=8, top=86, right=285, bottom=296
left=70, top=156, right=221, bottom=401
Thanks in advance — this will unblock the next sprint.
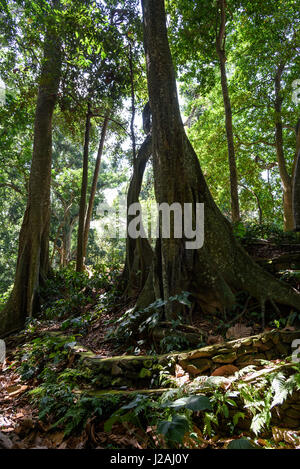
left=157, top=414, right=190, bottom=443
left=227, top=438, right=257, bottom=449
left=166, top=395, right=212, bottom=412
left=121, top=395, right=145, bottom=410
left=104, top=411, right=121, bottom=432
left=250, top=413, right=268, bottom=435
left=233, top=412, right=245, bottom=426
left=271, top=372, right=289, bottom=408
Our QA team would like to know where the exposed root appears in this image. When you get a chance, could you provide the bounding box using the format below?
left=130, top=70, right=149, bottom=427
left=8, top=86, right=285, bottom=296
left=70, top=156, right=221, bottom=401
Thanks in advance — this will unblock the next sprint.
left=270, top=299, right=281, bottom=316
left=227, top=295, right=251, bottom=326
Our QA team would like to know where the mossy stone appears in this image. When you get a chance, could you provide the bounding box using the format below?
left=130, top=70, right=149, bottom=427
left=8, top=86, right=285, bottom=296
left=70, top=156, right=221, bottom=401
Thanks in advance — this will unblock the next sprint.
left=212, top=352, right=237, bottom=363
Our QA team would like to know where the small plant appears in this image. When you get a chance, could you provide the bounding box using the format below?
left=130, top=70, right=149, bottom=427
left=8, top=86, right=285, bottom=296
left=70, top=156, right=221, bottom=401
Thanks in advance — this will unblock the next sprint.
left=30, top=382, right=121, bottom=436
left=113, top=291, right=193, bottom=346
left=238, top=364, right=300, bottom=435
left=16, top=334, right=77, bottom=381
left=233, top=222, right=299, bottom=245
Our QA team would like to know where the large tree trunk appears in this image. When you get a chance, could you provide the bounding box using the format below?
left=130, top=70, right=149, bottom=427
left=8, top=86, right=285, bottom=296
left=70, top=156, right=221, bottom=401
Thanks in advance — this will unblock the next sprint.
left=122, top=134, right=153, bottom=297
left=293, top=118, right=300, bottom=231
left=274, top=64, right=294, bottom=231
left=0, top=20, right=62, bottom=337
left=216, top=0, right=240, bottom=223
left=76, top=107, right=91, bottom=272
left=83, top=112, right=110, bottom=261
left=132, top=0, right=300, bottom=330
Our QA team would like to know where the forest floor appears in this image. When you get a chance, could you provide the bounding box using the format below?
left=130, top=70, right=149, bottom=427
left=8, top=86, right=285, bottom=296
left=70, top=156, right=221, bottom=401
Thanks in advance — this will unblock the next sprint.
left=1, top=239, right=300, bottom=449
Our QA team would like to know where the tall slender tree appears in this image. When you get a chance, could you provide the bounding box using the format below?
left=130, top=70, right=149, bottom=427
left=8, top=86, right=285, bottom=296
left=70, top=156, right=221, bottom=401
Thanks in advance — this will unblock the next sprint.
left=82, top=112, right=110, bottom=260
left=76, top=105, right=92, bottom=272
left=293, top=118, right=300, bottom=231
left=0, top=2, right=62, bottom=336
left=274, top=63, right=294, bottom=231
left=216, top=0, right=240, bottom=222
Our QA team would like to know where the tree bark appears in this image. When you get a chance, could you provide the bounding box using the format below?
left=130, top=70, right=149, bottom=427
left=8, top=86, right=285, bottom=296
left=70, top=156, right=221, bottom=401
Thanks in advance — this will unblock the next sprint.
left=76, top=106, right=92, bottom=272
left=63, top=215, right=78, bottom=265
left=83, top=112, right=110, bottom=261
left=131, top=0, right=300, bottom=331
left=293, top=118, right=300, bottom=231
left=239, top=183, right=263, bottom=225
left=122, top=134, right=153, bottom=297
left=0, top=16, right=62, bottom=337
left=274, top=64, right=294, bottom=231
left=216, top=0, right=240, bottom=223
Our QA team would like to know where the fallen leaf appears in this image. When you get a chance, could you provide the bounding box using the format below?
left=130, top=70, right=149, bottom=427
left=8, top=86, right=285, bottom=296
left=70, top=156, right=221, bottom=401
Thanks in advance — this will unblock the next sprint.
left=6, top=384, right=28, bottom=397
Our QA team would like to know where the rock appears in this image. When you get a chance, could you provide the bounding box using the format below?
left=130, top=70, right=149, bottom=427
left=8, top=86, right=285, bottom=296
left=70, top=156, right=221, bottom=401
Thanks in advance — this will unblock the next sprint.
left=252, top=339, right=273, bottom=351
left=271, top=333, right=280, bottom=345
left=275, top=342, right=289, bottom=356
left=276, top=415, right=300, bottom=429
left=239, top=338, right=253, bottom=346
left=185, top=364, right=201, bottom=376
left=111, top=363, right=122, bottom=376
left=184, top=358, right=212, bottom=375
left=235, top=354, right=265, bottom=367
left=265, top=350, right=277, bottom=360
left=290, top=391, right=300, bottom=403
left=211, top=365, right=239, bottom=377
left=185, top=347, right=214, bottom=360
left=189, top=358, right=212, bottom=373
left=282, top=331, right=300, bottom=343
left=285, top=407, right=300, bottom=420
left=237, top=346, right=257, bottom=357
left=261, top=334, right=271, bottom=344
left=212, top=351, right=237, bottom=363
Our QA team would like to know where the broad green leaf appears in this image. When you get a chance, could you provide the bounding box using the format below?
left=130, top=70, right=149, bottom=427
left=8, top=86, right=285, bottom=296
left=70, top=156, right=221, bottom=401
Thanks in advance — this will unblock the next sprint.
left=166, top=395, right=212, bottom=412
left=157, top=414, right=190, bottom=443
left=227, top=438, right=257, bottom=449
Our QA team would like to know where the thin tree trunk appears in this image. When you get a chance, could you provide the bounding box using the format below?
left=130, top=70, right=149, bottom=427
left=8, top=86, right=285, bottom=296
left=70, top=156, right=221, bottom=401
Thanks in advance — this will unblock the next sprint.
left=239, top=183, right=263, bottom=224
left=216, top=0, right=240, bottom=223
left=76, top=106, right=92, bottom=272
left=274, top=64, right=294, bottom=231
left=0, top=15, right=62, bottom=337
left=129, top=41, right=137, bottom=170
left=293, top=118, right=300, bottom=231
left=50, top=220, right=64, bottom=267
left=63, top=214, right=78, bottom=265
left=130, top=0, right=300, bottom=333
left=83, top=112, right=109, bottom=260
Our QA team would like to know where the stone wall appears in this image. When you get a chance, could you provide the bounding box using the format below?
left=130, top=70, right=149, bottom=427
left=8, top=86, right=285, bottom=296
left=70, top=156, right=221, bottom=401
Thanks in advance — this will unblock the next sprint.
left=177, top=329, right=300, bottom=377
left=79, top=330, right=300, bottom=389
